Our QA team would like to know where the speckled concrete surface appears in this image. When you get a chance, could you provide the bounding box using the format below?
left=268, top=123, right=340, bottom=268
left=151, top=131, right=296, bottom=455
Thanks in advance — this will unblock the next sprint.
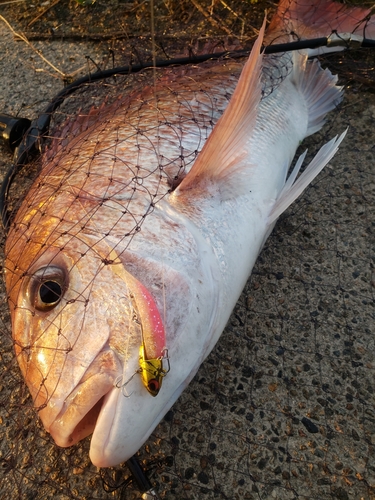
left=0, top=1, right=374, bottom=499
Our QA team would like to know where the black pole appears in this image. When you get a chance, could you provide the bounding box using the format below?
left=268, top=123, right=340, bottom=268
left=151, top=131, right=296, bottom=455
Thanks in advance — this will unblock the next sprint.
left=126, top=456, right=160, bottom=499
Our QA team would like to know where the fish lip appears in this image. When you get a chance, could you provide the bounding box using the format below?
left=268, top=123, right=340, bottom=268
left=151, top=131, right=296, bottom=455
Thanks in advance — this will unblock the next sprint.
left=88, top=378, right=188, bottom=468
left=44, top=348, right=122, bottom=448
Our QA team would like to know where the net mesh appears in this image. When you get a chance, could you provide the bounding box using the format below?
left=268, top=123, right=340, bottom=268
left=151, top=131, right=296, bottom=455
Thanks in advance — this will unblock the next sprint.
left=0, top=0, right=375, bottom=499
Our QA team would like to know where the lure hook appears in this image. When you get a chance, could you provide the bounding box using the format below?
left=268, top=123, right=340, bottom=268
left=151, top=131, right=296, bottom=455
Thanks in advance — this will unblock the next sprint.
left=114, top=371, right=140, bottom=398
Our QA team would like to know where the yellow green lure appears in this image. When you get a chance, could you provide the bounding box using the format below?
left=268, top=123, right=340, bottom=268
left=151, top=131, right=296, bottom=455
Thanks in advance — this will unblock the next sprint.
left=139, top=345, right=170, bottom=397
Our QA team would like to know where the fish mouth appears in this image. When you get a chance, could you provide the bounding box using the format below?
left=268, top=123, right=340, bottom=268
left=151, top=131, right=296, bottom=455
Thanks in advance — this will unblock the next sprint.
left=43, top=349, right=122, bottom=448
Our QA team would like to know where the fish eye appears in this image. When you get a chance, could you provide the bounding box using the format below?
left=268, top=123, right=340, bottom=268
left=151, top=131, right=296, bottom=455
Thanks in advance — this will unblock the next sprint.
left=29, top=266, right=67, bottom=312
left=39, top=281, right=63, bottom=306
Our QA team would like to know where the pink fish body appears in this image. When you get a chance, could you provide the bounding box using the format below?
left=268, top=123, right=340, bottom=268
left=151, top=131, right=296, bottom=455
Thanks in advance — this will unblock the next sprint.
left=4, top=0, right=374, bottom=467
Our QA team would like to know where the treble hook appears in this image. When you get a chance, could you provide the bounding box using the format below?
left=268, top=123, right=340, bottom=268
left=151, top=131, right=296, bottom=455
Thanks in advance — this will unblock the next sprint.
left=114, top=370, right=140, bottom=398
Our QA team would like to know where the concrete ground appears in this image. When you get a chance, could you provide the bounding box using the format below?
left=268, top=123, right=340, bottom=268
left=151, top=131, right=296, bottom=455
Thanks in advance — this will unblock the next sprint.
left=0, top=1, right=374, bottom=499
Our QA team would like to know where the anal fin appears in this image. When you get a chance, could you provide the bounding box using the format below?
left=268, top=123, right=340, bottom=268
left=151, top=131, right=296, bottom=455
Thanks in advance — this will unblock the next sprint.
left=268, top=130, right=347, bottom=224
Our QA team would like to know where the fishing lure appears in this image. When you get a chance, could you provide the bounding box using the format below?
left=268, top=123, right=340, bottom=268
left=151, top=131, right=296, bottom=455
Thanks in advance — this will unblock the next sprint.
left=139, top=345, right=170, bottom=397
left=114, top=345, right=170, bottom=397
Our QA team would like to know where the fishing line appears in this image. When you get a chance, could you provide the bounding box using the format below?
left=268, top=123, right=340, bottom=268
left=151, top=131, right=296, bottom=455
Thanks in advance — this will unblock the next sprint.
left=148, top=0, right=170, bottom=383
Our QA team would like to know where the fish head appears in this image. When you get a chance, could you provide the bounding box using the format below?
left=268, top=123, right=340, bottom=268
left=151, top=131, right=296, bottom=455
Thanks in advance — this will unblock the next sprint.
left=4, top=210, right=212, bottom=467
left=4, top=230, right=139, bottom=441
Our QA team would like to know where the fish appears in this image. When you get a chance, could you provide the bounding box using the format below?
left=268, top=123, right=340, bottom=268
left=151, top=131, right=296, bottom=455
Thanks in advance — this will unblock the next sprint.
left=3, top=0, right=375, bottom=468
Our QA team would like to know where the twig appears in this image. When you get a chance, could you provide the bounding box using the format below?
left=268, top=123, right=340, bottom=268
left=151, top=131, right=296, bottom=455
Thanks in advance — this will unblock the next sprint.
left=220, top=0, right=240, bottom=18
left=0, top=0, right=26, bottom=4
left=27, top=0, right=62, bottom=28
left=219, top=0, right=246, bottom=39
left=189, top=0, right=233, bottom=36
left=0, top=14, right=66, bottom=78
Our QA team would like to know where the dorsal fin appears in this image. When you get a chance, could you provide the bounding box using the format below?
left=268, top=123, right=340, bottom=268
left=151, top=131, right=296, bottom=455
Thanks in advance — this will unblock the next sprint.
left=173, top=18, right=266, bottom=201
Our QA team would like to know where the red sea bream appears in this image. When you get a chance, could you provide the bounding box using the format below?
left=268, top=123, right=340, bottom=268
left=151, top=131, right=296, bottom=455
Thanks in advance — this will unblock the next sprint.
left=4, top=0, right=375, bottom=467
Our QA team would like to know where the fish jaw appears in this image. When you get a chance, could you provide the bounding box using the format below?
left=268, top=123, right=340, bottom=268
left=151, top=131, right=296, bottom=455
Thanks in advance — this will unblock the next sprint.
left=87, top=245, right=222, bottom=466
left=45, top=348, right=122, bottom=447
left=88, top=350, right=192, bottom=467
left=88, top=385, right=174, bottom=468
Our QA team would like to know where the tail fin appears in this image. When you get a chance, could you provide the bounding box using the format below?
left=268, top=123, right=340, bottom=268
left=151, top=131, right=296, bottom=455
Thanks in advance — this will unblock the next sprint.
left=291, top=52, right=343, bottom=136
left=265, top=0, right=375, bottom=51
